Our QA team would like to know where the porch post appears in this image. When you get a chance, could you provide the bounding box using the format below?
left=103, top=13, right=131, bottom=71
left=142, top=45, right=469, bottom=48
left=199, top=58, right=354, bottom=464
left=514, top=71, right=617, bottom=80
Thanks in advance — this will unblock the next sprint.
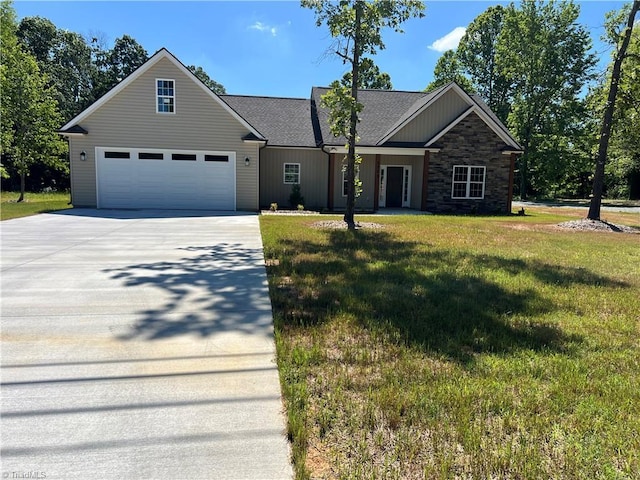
left=421, top=150, right=430, bottom=211
left=374, top=154, right=381, bottom=211
left=328, top=153, right=335, bottom=211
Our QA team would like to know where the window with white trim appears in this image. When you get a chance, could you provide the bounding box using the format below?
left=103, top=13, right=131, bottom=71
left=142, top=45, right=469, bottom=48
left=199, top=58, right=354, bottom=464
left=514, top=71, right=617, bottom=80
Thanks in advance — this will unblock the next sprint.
left=283, top=163, right=300, bottom=184
left=156, top=79, right=175, bottom=113
left=342, top=165, right=360, bottom=197
left=452, top=165, right=485, bottom=199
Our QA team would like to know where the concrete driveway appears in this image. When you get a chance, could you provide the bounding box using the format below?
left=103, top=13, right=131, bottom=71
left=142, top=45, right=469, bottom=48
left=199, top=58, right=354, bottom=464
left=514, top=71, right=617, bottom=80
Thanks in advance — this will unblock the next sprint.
left=1, top=209, right=292, bottom=479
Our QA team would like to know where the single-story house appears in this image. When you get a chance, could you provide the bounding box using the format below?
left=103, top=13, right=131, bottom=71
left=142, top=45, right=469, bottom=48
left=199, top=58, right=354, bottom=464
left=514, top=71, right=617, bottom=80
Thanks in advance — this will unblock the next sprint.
left=59, top=48, right=523, bottom=213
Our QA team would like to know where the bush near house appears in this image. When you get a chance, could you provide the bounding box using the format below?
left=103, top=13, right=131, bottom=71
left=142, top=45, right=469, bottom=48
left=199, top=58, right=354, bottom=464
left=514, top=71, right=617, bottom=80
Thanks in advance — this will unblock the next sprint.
left=260, top=210, right=639, bottom=479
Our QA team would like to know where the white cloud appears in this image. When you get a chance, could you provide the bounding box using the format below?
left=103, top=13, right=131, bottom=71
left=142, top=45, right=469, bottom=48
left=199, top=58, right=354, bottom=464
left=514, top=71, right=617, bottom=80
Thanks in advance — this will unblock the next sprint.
left=249, top=21, right=278, bottom=37
left=428, top=27, right=467, bottom=52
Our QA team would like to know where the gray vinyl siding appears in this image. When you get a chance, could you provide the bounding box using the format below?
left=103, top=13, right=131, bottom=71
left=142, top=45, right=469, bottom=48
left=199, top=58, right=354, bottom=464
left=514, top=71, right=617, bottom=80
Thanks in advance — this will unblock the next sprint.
left=332, top=154, right=376, bottom=211
left=260, top=148, right=328, bottom=209
left=379, top=155, right=424, bottom=209
left=389, top=89, right=470, bottom=144
left=69, top=57, right=259, bottom=209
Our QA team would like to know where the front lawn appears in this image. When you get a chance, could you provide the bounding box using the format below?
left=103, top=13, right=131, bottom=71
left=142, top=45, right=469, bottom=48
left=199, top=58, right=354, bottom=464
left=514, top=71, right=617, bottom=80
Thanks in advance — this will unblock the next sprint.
left=1, top=191, right=72, bottom=220
left=260, top=210, right=639, bottom=479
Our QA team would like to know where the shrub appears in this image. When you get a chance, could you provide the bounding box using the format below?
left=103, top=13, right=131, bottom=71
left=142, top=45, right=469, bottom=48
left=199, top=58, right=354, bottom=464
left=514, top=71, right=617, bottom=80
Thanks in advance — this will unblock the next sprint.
left=289, top=184, right=304, bottom=208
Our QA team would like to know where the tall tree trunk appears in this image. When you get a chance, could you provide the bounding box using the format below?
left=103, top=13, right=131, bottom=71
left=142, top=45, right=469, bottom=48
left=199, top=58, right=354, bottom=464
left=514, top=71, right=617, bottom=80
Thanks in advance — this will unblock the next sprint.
left=588, top=0, right=639, bottom=220
left=18, top=172, right=25, bottom=202
left=344, top=1, right=362, bottom=231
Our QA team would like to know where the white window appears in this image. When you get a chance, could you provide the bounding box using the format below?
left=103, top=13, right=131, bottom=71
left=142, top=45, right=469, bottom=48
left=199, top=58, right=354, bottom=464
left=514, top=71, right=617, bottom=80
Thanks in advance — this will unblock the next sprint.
left=283, top=163, right=300, bottom=184
left=156, top=79, right=175, bottom=113
left=342, top=165, right=360, bottom=197
left=452, top=165, right=485, bottom=199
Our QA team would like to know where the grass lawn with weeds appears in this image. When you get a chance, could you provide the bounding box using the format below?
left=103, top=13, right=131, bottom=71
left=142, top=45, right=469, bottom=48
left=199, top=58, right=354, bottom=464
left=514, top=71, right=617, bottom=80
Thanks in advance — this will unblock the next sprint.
left=1, top=191, right=72, bottom=220
left=261, top=208, right=639, bottom=479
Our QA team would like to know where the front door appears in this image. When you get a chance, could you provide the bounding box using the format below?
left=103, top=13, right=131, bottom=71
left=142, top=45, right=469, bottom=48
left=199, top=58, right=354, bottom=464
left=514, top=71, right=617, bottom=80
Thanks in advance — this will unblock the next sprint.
left=386, top=166, right=404, bottom=208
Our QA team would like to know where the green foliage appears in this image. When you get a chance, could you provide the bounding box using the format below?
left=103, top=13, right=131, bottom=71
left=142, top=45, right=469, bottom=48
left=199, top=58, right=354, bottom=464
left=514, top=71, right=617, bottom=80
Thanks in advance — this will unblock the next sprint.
left=187, top=65, right=227, bottom=94
left=497, top=0, right=596, bottom=199
left=320, top=80, right=363, bottom=140
left=17, top=15, right=95, bottom=121
left=1, top=0, right=67, bottom=201
left=289, top=184, right=305, bottom=208
left=601, top=19, right=640, bottom=199
left=341, top=57, right=392, bottom=89
left=424, top=50, right=475, bottom=93
left=457, top=5, right=510, bottom=122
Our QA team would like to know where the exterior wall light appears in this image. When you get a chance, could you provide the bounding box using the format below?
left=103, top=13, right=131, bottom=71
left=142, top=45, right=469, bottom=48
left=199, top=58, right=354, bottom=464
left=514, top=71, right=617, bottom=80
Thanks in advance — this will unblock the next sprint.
left=245, top=157, right=250, bottom=166
left=80, top=151, right=86, bottom=161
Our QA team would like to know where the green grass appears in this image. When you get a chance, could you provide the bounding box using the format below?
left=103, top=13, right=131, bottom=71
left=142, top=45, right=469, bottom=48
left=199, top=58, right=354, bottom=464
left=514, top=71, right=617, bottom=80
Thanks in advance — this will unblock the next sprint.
left=260, top=210, right=640, bottom=479
left=1, top=190, right=72, bottom=220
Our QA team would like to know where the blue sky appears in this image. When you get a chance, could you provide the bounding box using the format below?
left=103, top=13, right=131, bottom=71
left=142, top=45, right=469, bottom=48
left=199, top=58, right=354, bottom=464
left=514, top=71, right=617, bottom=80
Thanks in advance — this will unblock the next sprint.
left=14, top=1, right=625, bottom=98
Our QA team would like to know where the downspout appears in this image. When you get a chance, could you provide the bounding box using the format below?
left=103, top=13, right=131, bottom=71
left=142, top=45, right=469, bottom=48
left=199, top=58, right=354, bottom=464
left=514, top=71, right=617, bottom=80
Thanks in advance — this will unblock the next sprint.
left=258, top=141, right=268, bottom=211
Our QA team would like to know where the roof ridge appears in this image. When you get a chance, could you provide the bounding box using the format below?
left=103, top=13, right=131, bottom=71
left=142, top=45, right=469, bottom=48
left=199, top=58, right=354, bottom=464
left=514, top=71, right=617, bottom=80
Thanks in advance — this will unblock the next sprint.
left=220, top=93, right=309, bottom=101
left=312, top=86, right=428, bottom=95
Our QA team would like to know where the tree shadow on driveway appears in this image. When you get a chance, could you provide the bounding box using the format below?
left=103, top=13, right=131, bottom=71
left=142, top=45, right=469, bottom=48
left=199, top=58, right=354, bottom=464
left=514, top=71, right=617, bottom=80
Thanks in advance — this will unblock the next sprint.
left=103, top=243, right=274, bottom=341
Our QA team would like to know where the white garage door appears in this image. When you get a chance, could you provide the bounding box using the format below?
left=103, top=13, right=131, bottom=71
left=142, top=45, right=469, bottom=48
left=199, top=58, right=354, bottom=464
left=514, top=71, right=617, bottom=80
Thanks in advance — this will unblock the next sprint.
left=96, top=147, right=236, bottom=210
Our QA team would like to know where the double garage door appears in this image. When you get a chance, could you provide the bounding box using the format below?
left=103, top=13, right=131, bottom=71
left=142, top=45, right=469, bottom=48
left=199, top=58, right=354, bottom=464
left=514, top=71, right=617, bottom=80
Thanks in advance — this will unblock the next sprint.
left=96, top=147, right=236, bottom=210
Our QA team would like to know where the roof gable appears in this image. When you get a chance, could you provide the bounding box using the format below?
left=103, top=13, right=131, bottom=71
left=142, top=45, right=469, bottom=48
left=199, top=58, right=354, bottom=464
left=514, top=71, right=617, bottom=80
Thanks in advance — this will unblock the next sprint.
left=383, top=86, right=471, bottom=146
left=380, top=82, right=521, bottom=151
left=61, top=48, right=265, bottom=140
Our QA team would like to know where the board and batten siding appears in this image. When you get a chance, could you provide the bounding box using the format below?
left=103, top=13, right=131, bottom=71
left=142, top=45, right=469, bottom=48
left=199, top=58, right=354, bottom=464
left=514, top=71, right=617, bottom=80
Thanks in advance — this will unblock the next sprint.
left=259, top=148, right=328, bottom=209
left=69, top=57, right=259, bottom=210
left=331, top=154, right=376, bottom=210
left=389, top=89, right=470, bottom=144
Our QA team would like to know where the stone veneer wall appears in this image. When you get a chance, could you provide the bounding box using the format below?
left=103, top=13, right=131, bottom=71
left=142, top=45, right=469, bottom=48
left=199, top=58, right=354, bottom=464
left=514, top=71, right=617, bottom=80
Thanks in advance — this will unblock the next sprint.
left=426, top=112, right=512, bottom=214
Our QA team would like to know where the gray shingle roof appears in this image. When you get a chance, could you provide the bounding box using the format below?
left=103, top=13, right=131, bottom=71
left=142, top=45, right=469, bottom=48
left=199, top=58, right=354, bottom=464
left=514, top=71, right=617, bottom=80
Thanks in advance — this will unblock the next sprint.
left=222, top=84, right=521, bottom=150
left=311, top=87, right=429, bottom=146
left=220, top=95, right=320, bottom=147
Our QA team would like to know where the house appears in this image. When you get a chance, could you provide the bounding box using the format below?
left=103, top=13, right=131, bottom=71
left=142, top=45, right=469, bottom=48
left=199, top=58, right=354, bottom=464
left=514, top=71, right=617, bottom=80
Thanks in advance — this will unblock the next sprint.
left=59, top=48, right=522, bottom=214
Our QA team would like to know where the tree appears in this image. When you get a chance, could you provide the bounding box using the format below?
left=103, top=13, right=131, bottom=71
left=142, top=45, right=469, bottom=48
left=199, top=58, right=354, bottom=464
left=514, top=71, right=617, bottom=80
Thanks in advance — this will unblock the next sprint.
left=92, top=34, right=148, bottom=99
left=457, top=5, right=510, bottom=122
left=588, top=1, right=640, bottom=219
left=17, top=17, right=95, bottom=121
left=424, top=50, right=474, bottom=92
left=341, top=57, right=392, bottom=89
left=497, top=0, right=596, bottom=199
left=302, top=0, right=425, bottom=229
left=187, top=65, right=226, bottom=94
left=1, top=1, right=67, bottom=201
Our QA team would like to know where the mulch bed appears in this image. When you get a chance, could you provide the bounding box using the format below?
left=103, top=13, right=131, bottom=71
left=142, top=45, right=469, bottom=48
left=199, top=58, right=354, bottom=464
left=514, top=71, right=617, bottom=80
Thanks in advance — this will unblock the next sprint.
left=310, top=220, right=385, bottom=230
left=556, top=219, right=638, bottom=234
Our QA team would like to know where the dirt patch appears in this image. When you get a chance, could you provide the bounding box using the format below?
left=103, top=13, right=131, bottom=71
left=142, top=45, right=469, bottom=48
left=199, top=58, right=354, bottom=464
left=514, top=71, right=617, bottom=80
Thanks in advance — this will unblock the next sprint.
left=310, top=220, right=385, bottom=230
left=556, top=219, right=638, bottom=234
